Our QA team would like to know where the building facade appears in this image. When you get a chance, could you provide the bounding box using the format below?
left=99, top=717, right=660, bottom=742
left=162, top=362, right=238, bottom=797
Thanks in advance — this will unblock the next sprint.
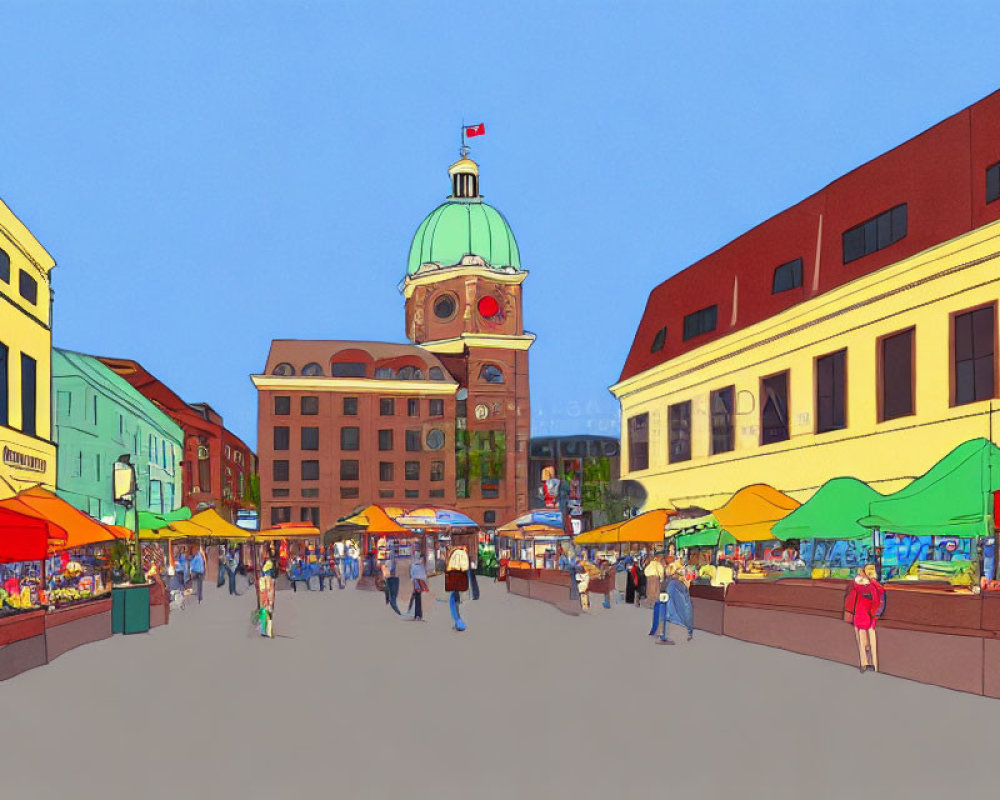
left=53, top=349, right=183, bottom=522
left=254, top=152, right=532, bottom=531
left=0, top=198, right=56, bottom=499
left=528, top=435, right=621, bottom=528
left=97, top=357, right=257, bottom=522
left=612, top=89, right=1000, bottom=512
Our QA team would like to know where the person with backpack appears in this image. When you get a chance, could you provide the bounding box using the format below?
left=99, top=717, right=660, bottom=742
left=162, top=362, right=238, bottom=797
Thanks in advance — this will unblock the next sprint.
left=189, top=545, right=206, bottom=604
left=844, top=564, right=885, bottom=673
left=445, top=544, right=470, bottom=631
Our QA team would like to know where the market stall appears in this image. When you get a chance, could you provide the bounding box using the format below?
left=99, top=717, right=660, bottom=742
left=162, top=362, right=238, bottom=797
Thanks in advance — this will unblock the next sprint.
left=329, top=505, right=411, bottom=591
left=710, top=484, right=800, bottom=580
left=497, top=511, right=567, bottom=568
left=253, top=523, right=322, bottom=590
left=0, top=498, right=67, bottom=680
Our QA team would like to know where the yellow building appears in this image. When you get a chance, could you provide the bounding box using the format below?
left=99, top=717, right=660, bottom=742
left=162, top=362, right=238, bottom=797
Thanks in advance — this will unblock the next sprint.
left=612, top=92, right=1000, bottom=512
left=0, top=197, right=56, bottom=499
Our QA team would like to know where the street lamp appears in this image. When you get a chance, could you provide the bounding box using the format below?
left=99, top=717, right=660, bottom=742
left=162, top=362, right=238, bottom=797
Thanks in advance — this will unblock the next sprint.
left=113, top=454, right=141, bottom=579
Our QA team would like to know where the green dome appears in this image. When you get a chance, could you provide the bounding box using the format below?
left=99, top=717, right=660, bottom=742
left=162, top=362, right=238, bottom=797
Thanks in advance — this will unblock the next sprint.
left=407, top=199, right=521, bottom=276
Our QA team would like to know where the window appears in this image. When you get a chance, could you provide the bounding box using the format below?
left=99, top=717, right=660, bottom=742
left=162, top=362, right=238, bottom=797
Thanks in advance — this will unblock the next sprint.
left=301, top=460, right=319, bottom=481
left=20, top=353, right=36, bottom=436
left=119, top=414, right=124, bottom=437
left=56, top=390, right=71, bottom=419
left=92, top=393, right=98, bottom=425
left=429, top=489, right=445, bottom=499
left=430, top=460, right=444, bottom=481
left=149, top=480, right=163, bottom=514
left=879, top=328, right=914, bottom=421
left=683, top=305, right=717, bottom=341
left=816, top=349, right=847, bottom=433
left=374, top=367, right=395, bottom=379
left=273, top=426, right=290, bottom=451
left=953, top=305, right=996, bottom=406
left=271, top=506, right=292, bottom=524
left=94, top=454, right=101, bottom=482
left=378, top=429, right=394, bottom=451
left=340, top=487, right=359, bottom=499
left=429, top=399, right=444, bottom=416
left=301, top=396, right=319, bottom=415
left=405, top=461, right=420, bottom=480
left=379, top=489, right=395, bottom=499
left=480, top=364, right=505, bottom=384
left=380, top=398, right=395, bottom=416
left=302, top=427, right=320, bottom=450
left=772, top=258, right=803, bottom=294
left=483, top=511, right=497, bottom=524
left=429, top=367, right=445, bottom=381
left=0, top=249, right=8, bottom=283
left=301, top=507, right=320, bottom=526
left=340, top=459, right=359, bottom=481
left=272, top=363, right=295, bottom=376
left=379, top=462, right=394, bottom=481
left=710, top=386, right=735, bottom=455
left=18, top=271, right=37, bottom=305
left=272, top=488, right=290, bottom=498
left=199, top=455, right=212, bottom=493
left=405, top=489, right=419, bottom=499
left=761, top=372, right=789, bottom=445
left=74, top=451, right=82, bottom=477
left=842, top=204, right=907, bottom=264
left=343, top=397, right=358, bottom=415
left=332, top=362, right=366, bottom=377
left=405, top=430, right=422, bottom=451
left=627, top=413, right=649, bottom=472
left=650, top=326, right=667, bottom=353
left=225, top=444, right=231, bottom=459
left=987, top=162, right=1000, bottom=205
left=408, top=398, right=419, bottom=416
left=668, top=401, right=691, bottom=463
left=0, top=342, right=7, bottom=426
left=434, top=293, right=457, bottom=320
left=397, top=366, right=415, bottom=380
left=302, top=362, right=323, bottom=376
left=273, top=460, right=289, bottom=481
left=481, top=479, right=499, bottom=499
left=426, top=429, right=445, bottom=451
left=340, top=426, right=359, bottom=450
left=274, top=396, right=290, bottom=415
left=301, top=488, right=319, bottom=498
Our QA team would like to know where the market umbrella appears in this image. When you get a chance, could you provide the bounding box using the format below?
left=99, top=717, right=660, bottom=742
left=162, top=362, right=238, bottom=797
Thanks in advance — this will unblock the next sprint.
left=773, top=477, right=884, bottom=541
left=0, top=502, right=68, bottom=561
left=188, top=509, right=251, bottom=540
left=326, top=504, right=408, bottom=543
left=394, top=507, right=478, bottom=529
left=859, top=437, right=1000, bottom=537
left=137, top=507, right=193, bottom=531
left=498, top=510, right=564, bottom=534
left=255, top=522, right=321, bottom=540
left=712, top=484, right=800, bottom=542
left=9, top=486, right=123, bottom=549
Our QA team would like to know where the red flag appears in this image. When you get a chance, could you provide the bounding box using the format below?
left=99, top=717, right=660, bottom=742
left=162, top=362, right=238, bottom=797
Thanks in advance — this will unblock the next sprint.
left=465, top=123, right=485, bottom=138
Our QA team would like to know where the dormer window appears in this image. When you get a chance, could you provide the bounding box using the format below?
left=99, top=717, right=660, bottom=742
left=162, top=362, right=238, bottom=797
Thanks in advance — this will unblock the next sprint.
left=650, top=327, right=667, bottom=353
left=272, top=363, right=295, bottom=376
left=480, top=364, right=505, bottom=384
left=331, top=362, right=366, bottom=378
left=772, top=258, right=803, bottom=294
left=302, top=362, right=324, bottom=376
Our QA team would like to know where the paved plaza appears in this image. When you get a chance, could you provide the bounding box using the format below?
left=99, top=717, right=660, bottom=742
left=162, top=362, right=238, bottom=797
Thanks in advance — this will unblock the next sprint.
left=1, top=578, right=995, bottom=799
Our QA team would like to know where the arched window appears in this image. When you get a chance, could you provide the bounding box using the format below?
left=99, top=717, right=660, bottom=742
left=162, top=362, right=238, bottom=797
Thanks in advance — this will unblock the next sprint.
left=302, top=362, right=324, bottom=377
left=331, top=362, right=366, bottom=378
left=428, top=367, right=445, bottom=381
left=412, top=369, right=424, bottom=380
left=426, top=429, right=446, bottom=451
left=374, top=366, right=395, bottom=379
left=397, top=366, right=415, bottom=380
left=433, top=293, right=458, bottom=320
left=272, top=362, right=295, bottom=376
left=479, top=364, right=505, bottom=384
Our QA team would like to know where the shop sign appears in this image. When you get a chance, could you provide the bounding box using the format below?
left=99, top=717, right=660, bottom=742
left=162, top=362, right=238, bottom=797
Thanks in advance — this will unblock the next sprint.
left=3, top=446, right=47, bottom=473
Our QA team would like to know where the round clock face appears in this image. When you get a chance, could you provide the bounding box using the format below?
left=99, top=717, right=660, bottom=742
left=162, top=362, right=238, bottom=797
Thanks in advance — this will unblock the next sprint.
left=474, top=404, right=489, bottom=420
left=477, top=296, right=500, bottom=318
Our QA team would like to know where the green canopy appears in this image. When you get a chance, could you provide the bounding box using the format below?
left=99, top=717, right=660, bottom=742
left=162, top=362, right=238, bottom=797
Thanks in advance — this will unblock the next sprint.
left=675, top=527, right=735, bottom=549
left=773, top=477, right=883, bottom=541
left=858, top=438, right=1000, bottom=538
left=137, top=507, right=192, bottom=531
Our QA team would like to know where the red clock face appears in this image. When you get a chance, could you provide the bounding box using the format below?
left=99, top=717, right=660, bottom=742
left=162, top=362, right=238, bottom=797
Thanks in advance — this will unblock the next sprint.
left=478, top=296, right=500, bottom=318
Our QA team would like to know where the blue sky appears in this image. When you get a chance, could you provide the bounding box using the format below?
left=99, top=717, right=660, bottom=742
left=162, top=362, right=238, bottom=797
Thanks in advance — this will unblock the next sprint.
left=2, top=2, right=999, bottom=448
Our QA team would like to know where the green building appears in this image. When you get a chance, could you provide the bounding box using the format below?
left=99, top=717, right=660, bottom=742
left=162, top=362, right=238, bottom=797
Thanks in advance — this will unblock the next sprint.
left=53, top=349, right=183, bottom=524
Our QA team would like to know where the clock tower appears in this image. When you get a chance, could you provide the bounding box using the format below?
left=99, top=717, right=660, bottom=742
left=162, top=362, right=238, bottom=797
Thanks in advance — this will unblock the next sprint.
left=402, top=152, right=532, bottom=528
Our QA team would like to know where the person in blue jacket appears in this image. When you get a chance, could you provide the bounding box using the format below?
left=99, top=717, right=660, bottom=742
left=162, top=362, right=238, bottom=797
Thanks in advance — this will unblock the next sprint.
left=654, top=562, right=694, bottom=645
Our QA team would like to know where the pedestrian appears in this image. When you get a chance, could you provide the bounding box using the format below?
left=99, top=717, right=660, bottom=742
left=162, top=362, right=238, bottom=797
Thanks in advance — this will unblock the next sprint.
left=468, top=546, right=481, bottom=601
left=174, top=549, right=188, bottom=594
left=408, top=550, right=429, bottom=621
left=217, top=545, right=227, bottom=589
left=445, top=544, right=470, bottom=631
left=226, top=547, right=240, bottom=596
left=844, top=564, right=885, bottom=673
left=654, top=561, right=695, bottom=645
left=189, top=545, right=206, bottom=604
left=334, top=538, right=347, bottom=584
left=625, top=557, right=641, bottom=606
left=382, top=556, right=401, bottom=615
left=644, top=554, right=666, bottom=610
left=348, top=539, right=360, bottom=580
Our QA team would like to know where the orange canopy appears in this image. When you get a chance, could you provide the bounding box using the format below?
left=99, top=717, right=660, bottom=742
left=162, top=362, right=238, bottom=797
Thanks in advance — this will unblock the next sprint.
left=6, top=486, right=123, bottom=550
left=338, top=505, right=408, bottom=534
left=256, top=522, right=321, bottom=540
left=576, top=509, right=673, bottom=545
left=712, top=484, right=801, bottom=542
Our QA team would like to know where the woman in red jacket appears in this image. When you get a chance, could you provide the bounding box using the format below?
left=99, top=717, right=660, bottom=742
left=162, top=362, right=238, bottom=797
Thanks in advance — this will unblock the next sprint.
left=844, top=564, right=886, bottom=673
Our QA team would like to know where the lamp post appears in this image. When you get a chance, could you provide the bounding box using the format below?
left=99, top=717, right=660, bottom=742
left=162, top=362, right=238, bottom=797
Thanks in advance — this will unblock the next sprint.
left=113, top=454, right=140, bottom=580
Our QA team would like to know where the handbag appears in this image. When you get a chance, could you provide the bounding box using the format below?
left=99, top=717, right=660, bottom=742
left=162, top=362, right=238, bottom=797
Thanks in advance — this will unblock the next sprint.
left=414, top=579, right=430, bottom=593
left=445, top=570, right=469, bottom=593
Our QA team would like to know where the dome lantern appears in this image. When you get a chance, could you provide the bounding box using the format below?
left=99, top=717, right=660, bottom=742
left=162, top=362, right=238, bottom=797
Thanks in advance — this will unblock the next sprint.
left=448, top=154, right=479, bottom=199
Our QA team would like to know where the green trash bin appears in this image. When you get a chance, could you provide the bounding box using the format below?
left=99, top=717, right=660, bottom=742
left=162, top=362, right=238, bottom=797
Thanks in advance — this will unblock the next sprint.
left=111, top=584, right=151, bottom=635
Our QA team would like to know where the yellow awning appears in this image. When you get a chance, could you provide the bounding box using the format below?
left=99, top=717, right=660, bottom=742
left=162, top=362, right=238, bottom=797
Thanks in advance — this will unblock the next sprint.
left=712, top=484, right=800, bottom=542
left=188, top=509, right=252, bottom=540
left=574, top=521, right=621, bottom=544
left=255, top=524, right=321, bottom=540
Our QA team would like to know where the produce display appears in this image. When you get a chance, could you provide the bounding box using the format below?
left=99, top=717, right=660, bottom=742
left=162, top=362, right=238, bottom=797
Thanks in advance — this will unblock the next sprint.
left=0, top=562, right=43, bottom=616
left=45, top=547, right=111, bottom=609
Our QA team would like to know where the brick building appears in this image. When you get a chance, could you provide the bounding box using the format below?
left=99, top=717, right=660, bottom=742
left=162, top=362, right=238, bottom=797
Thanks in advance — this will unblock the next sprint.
left=254, top=152, right=532, bottom=531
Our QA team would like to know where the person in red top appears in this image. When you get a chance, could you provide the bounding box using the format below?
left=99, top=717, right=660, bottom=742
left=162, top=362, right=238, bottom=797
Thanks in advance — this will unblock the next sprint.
left=844, top=564, right=886, bottom=673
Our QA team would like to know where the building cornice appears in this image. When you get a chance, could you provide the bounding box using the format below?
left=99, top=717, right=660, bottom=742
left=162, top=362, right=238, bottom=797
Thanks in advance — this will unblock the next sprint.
left=402, top=266, right=527, bottom=299
left=0, top=200, right=56, bottom=278
left=250, top=375, right=459, bottom=395
left=419, top=333, right=536, bottom=354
